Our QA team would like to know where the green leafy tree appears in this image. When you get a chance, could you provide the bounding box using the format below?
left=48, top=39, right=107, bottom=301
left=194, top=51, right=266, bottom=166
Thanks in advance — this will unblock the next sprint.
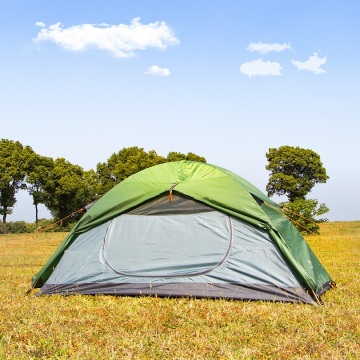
left=0, top=139, right=35, bottom=233
left=166, top=151, right=206, bottom=163
left=266, top=146, right=329, bottom=201
left=43, top=158, right=97, bottom=225
left=266, top=146, right=329, bottom=234
left=26, top=154, right=54, bottom=229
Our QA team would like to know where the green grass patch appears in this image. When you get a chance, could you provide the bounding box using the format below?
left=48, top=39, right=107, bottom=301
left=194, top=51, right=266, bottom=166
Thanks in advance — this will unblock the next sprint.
left=0, top=223, right=359, bottom=359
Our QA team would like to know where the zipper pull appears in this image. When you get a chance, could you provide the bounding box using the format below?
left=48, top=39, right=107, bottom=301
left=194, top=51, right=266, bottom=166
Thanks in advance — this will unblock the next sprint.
left=168, top=183, right=178, bottom=202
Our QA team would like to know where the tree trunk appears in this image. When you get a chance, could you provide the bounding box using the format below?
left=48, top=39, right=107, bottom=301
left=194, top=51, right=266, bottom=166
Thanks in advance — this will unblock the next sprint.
left=2, top=213, right=7, bottom=234
left=35, top=203, right=39, bottom=230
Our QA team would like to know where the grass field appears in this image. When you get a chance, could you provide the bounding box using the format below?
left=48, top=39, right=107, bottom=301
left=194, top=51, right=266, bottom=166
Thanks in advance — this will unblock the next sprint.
left=0, top=222, right=359, bottom=359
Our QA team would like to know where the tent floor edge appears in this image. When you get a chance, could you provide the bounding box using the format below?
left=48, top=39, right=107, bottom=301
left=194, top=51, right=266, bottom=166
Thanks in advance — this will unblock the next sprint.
left=40, top=282, right=317, bottom=305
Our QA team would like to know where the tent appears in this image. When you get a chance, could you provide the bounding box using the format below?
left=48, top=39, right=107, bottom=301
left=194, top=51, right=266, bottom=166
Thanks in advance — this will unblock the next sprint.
left=31, top=161, right=334, bottom=305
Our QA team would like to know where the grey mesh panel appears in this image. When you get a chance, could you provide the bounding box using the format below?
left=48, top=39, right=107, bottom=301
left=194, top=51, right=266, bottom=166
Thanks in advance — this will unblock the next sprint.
left=126, top=192, right=215, bottom=215
left=103, top=211, right=232, bottom=276
left=45, top=214, right=302, bottom=288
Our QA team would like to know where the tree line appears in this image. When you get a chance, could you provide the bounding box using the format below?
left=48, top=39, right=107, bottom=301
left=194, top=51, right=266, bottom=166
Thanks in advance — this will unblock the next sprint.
left=1, top=139, right=329, bottom=234
left=0, top=139, right=206, bottom=233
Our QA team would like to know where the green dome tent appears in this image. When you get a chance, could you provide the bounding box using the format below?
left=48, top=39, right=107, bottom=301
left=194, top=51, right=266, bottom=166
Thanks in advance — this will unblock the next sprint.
left=31, top=161, right=334, bottom=305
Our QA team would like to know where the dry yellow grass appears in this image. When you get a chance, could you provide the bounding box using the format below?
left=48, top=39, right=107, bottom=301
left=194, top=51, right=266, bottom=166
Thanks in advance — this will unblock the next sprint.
left=0, top=222, right=359, bottom=359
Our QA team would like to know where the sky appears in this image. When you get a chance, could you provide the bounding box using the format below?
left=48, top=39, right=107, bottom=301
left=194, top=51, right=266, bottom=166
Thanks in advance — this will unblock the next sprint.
left=1, top=0, right=359, bottom=223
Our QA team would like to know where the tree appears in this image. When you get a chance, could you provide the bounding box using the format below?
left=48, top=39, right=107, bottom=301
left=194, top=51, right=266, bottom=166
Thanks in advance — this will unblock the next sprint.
left=0, top=139, right=35, bottom=233
left=26, top=154, right=54, bottom=229
left=43, top=158, right=97, bottom=224
left=166, top=152, right=206, bottom=163
left=265, top=146, right=329, bottom=234
left=266, top=146, right=329, bottom=202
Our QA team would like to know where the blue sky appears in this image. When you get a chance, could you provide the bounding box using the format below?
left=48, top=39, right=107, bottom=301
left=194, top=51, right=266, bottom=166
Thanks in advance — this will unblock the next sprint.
left=1, top=1, right=359, bottom=222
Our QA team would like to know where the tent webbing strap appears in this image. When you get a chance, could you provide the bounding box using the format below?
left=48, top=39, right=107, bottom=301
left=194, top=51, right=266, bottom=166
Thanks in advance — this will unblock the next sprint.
left=36, top=207, right=86, bottom=233
left=263, top=202, right=319, bottom=236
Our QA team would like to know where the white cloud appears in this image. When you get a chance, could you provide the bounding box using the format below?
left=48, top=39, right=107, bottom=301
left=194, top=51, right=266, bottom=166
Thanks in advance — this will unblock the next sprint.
left=35, top=21, right=46, bottom=28
left=240, top=59, right=282, bottom=77
left=144, top=65, right=170, bottom=77
left=33, top=17, right=179, bottom=58
left=291, top=52, right=326, bottom=74
left=247, top=42, right=292, bottom=54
